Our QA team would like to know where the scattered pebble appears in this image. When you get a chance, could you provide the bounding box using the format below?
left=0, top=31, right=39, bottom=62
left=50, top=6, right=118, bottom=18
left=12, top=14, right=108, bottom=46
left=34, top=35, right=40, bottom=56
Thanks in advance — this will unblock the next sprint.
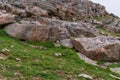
left=0, top=57, right=5, bottom=60
left=78, top=74, right=93, bottom=80
left=54, top=53, right=62, bottom=57
left=29, top=45, right=46, bottom=50
left=1, top=48, right=10, bottom=53
left=10, top=45, right=14, bottom=48
left=15, top=58, right=21, bottom=62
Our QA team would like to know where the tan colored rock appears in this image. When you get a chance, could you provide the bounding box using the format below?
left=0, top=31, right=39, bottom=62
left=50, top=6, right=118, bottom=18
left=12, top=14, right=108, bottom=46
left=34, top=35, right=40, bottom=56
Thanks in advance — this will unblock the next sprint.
left=72, top=36, right=120, bottom=61
left=4, top=20, right=61, bottom=42
left=26, top=6, right=48, bottom=17
left=0, top=3, right=26, bottom=17
left=0, top=13, right=15, bottom=25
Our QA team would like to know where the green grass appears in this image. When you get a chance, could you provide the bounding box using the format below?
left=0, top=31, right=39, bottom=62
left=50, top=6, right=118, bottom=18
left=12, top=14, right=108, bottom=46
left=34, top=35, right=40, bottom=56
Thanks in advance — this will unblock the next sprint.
left=0, top=30, right=118, bottom=80
left=96, top=26, right=120, bottom=37
left=93, top=15, right=113, bottom=21
left=107, top=59, right=120, bottom=68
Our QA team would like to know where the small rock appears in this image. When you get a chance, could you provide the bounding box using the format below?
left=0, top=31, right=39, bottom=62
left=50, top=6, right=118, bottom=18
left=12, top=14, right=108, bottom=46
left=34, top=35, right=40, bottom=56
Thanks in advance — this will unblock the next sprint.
left=10, top=45, right=14, bottom=48
left=0, top=57, right=5, bottom=60
left=78, top=74, right=93, bottom=79
left=29, top=45, right=46, bottom=50
left=54, top=53, right=62, bottom=57
left=1, top=48, right=10, bottom=53
left=15, top=58, right=21, bottom=62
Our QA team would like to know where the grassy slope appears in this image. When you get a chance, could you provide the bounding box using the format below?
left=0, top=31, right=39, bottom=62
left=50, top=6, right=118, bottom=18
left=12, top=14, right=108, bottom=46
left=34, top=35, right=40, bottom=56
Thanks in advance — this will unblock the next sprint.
left=0, top=30, right=117, bottom=80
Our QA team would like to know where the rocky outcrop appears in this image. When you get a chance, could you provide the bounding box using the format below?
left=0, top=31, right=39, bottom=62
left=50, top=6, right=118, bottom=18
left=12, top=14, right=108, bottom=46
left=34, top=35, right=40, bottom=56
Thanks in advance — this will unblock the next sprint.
left=0, top=0, right=107, bottom=21
left=72, top=36, right=120, bottom=61
left=4, top=17, right=98, bottom=42
left=44, top=0, right=107, bottom=21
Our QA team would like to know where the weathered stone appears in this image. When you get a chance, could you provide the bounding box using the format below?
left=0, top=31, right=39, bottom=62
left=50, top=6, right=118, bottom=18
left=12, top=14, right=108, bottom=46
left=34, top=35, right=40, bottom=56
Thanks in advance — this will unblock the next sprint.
left=4, top=20, right=61, bottom=42
left=0, top=3, right=26, bottom=17
left=0, top=13, right=15, bottom=26
left=26, top=6, right=48, bottom=17
left=0, top=0, right=108, bottom=21
left=4, top=17, right=98, bottom=42
left=72, top=36, right=120, bottom=61
left=77, top=53, right=97, bottom=66
left=78, top=74, right=93, bottom=79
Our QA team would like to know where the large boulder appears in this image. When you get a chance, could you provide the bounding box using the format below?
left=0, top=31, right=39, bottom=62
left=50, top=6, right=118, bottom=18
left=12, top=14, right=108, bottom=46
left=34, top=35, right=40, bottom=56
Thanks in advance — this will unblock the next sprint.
left=4, top=17, right=98, bottom=42
left=0, top=13, right=15, bottom=26
left=72, top=36, right=120, bottom=61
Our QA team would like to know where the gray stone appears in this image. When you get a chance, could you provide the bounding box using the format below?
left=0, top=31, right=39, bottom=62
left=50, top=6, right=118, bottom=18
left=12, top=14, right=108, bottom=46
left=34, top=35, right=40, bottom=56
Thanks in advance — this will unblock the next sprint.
left=78, top=74, right=93, bottom=80
left=72, top=36, right=120, bottom=61
left=59, top=39, right=73, bottom=48
left=77, top=52, right=97, bottom=66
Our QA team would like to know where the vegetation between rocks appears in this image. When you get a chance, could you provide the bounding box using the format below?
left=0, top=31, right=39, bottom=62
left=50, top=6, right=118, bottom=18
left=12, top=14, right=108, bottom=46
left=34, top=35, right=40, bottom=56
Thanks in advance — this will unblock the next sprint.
left=0, top=30, right=119, bottom=80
